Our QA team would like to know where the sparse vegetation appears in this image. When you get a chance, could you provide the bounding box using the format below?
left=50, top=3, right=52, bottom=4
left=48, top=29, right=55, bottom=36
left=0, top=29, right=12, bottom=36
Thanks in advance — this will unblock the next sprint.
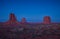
left=0, top=24, right=60, bottom=39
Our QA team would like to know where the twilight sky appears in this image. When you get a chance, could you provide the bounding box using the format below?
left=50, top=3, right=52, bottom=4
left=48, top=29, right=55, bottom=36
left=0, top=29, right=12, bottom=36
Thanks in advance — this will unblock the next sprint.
left=0, top=0, right=60, bottom=22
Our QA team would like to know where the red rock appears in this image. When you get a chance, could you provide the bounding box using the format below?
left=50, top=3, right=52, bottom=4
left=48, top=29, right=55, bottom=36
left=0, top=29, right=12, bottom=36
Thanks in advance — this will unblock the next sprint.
left=21, top=17, right=26, bottom=24
left=43, top=16, right=51, bottom=24
left=4, top=13, right=18, bottom=25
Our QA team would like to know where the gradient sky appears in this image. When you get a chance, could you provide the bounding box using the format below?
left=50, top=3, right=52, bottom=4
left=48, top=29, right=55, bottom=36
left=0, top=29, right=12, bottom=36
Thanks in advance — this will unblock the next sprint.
left=0, top=0, right=60, bottom=22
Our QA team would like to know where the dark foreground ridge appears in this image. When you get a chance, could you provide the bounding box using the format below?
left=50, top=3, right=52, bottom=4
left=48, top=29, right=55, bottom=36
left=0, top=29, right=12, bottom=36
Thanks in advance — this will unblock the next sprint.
left=0, top=13, right=60, bottom=39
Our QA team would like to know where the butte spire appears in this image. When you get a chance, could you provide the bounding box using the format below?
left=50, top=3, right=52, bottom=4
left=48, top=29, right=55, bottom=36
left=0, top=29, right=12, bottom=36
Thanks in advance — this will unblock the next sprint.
left=4, top=13, right=18, bottom=25
left=43, top=16, right=51, bottom=24
left=9, top=13, right=17, bottom=24
left=9, top=13, right=16, bottom=21
left=21, top=17, right=26, bottom=24
left=6, top=13, right=17, bottom=24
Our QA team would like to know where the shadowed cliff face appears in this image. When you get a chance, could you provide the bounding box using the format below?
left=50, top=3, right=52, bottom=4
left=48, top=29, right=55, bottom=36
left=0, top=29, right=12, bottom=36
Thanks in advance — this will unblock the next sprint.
left=9, top=13, right=17, bottom=22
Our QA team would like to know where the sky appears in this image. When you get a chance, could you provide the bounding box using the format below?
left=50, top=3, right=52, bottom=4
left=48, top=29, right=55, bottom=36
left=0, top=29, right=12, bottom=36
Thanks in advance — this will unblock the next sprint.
left=0, top=0, right=60, bottom=22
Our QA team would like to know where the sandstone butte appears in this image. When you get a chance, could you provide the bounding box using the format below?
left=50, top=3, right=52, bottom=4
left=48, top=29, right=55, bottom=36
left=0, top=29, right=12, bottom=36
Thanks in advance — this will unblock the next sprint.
left=0, top=13, right=60, bottom=39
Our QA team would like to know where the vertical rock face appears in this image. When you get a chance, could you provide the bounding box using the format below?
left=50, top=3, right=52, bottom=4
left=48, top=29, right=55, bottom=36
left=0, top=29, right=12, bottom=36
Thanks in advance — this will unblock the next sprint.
left=7, top=13, right=17, bottom=24
left=9, top=13, right=16, bottom=22
left=3, top=13, right=17, bottom=25
left=21, top=18, right=26, bottom=23
left=43, top=16, right=51, bottom=24
left=8, top=13, right=17, bottom=24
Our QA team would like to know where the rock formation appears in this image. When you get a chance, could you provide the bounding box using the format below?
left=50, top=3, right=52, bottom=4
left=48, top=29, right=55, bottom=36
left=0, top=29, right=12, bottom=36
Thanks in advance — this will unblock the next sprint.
left=43, top=16, right=51, bottom=24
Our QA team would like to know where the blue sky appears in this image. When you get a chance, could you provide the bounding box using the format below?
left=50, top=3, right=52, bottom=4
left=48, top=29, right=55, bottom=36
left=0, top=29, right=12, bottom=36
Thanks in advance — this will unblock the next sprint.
left=0, top=0, right=60, bottom=22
